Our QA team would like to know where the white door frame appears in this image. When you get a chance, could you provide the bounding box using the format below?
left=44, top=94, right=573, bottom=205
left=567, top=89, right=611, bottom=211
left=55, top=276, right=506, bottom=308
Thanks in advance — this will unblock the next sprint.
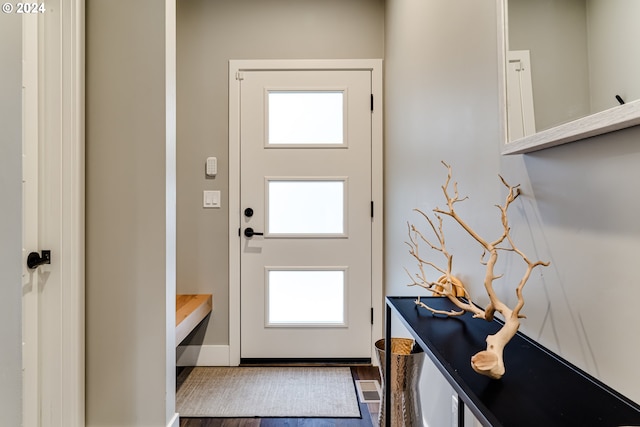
left=22, top=1, right=85, bottom=424
left=506, top=50, right=536, bottom=140
left=55, top=1, right=85, bottom=421
left=228, top=59, right=383, bottom=366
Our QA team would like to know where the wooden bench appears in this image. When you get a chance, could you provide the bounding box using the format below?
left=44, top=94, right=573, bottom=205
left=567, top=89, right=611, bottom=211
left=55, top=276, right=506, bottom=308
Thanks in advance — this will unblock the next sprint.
left=176, top=294, right=212, bottom=346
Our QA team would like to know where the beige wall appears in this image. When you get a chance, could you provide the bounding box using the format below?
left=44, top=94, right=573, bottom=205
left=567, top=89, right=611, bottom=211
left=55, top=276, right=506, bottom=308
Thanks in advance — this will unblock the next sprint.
left=86, top=0, right=176, bottom=425
left=385, top=1, right=504, bottom=424
left=509, top=0, right=591, bottom=132
left=0, top=13, right=23, bottom=427
left=509, top=0, right=640, bottom=131
left=587, top=0, right=640, bottom=112
left=385, top=0, right=640, bottom=425
left=176, top=0, right=385, bottom=347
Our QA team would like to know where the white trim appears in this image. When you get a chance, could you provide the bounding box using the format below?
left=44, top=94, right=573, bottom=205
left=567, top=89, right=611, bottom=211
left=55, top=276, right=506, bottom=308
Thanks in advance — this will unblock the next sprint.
left=167, top=413, right=180, bottom=427
left=176, top=345, right=231, bottom=366
left=59, top=1, right=85, bottom=424
left=497, top=0, right=509, bottom=153
left=506, top=50, right=536, bottom=140
left=231, top=59, right=383, bottom=72
left=229, top=59, right=384, bottom=365
left=229, top=63, right=242, bottom=366
left=370, top=59, right=384, bottom=365
left=502, top=100, right=640, bottom=155
left=165, top=0, right=178, bottom=424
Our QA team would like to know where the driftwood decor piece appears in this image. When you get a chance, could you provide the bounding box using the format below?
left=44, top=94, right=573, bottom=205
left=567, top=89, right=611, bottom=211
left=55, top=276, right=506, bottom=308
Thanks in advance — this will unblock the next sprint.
left=405, top=162, right=549, bottom=379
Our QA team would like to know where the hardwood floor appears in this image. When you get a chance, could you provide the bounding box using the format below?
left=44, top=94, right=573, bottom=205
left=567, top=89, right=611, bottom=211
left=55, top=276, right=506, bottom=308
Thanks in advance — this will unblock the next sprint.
left=177, top=366, right=381, bottom=427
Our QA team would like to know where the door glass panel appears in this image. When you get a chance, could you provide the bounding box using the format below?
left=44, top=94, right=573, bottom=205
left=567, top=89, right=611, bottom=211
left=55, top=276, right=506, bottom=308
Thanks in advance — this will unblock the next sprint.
left=267, top=91, right=344, bottom=145
left=267, top=269, right=345, bottom=325
left=267, top=179, right=345, bottom=235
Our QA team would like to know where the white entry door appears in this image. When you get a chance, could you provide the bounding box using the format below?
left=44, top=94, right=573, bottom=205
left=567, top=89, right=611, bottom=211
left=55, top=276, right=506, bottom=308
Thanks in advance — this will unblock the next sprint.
left=238, top=67, right=374, bottom=360
left=21, top=8, right=84, bottom=426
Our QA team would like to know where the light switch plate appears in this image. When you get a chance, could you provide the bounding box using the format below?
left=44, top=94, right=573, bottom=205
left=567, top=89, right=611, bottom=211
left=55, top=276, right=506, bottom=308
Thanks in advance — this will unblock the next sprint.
left=203, top=190, right=221, bottom=208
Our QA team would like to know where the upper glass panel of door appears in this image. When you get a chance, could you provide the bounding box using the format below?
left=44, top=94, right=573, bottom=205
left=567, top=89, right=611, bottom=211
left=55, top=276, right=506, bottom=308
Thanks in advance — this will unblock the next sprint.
left=267, top=91, right=346, bottom=147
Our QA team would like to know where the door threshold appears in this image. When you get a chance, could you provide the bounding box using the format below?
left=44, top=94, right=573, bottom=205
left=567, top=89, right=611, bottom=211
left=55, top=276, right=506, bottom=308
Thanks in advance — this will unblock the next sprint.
left=240, top=357, right=371, bottom=367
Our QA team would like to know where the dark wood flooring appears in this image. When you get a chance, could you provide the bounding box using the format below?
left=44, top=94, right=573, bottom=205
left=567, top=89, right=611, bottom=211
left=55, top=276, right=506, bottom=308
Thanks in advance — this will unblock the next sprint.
left=177, top=366, right=381, bottom=427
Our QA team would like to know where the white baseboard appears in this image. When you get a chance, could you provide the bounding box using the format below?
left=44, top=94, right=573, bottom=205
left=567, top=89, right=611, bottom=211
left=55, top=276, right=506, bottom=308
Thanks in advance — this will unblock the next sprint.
left=176, top=344, right=231, bottom=366
left=167, top=412, right=179, bottom=427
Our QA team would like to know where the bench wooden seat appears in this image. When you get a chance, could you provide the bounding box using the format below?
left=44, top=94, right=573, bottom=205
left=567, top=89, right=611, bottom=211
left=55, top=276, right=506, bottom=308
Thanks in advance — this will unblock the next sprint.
left=176, top=294, right=212, bottom=346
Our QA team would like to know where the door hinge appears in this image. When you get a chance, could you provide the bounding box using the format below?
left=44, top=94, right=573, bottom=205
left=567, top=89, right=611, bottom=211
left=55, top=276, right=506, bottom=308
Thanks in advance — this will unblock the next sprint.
left=371, top=307, right=374, bottom=325
left=370, top=94, right=374, bottom=111
left=236, top=71, right=244, bottom=81
left=371, top=201, right=374, bottom=218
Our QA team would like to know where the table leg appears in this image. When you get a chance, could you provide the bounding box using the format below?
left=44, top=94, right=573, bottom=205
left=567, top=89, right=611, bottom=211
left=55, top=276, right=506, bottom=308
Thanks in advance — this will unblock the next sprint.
left=458, top=397, right=465, bottom=427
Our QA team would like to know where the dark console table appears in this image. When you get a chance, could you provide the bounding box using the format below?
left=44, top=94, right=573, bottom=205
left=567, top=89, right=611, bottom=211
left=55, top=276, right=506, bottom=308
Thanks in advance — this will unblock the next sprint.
left=384, top=296, right=640, bottom=427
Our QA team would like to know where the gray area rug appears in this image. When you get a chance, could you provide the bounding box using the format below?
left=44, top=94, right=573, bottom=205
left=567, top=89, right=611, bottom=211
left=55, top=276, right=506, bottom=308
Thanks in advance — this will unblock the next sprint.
left=176, top=366, right=361, bottom=418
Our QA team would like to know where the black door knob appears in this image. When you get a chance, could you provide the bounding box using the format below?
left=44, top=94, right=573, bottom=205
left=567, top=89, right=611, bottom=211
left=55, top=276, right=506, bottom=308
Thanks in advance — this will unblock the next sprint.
left=27, top=250, right=51, bottom=269
left=244, top=228, right=264, bottom=238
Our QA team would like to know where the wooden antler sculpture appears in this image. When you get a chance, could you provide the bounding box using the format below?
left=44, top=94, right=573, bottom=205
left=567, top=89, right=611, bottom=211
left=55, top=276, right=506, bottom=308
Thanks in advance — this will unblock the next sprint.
left=406, top=162, right=549, bottom=379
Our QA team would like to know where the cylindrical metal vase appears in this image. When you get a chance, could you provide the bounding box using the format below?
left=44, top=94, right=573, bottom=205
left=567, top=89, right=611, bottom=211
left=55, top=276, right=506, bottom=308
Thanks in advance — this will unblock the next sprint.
left=375, top=338, right=424, bottom=427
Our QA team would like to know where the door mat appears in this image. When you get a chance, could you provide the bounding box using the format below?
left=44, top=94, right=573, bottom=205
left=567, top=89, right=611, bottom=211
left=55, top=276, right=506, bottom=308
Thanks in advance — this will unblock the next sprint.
left=176, top=366, right=361, bottom=418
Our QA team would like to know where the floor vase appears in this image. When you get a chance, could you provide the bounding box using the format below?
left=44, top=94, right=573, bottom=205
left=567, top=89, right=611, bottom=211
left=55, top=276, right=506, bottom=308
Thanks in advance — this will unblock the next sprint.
left=375, top=338, right=424, bottom=427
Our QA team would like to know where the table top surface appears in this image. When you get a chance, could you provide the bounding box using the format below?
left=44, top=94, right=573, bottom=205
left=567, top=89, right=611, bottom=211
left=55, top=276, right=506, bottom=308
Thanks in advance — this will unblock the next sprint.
left=386, top=296, right=640, bottom=427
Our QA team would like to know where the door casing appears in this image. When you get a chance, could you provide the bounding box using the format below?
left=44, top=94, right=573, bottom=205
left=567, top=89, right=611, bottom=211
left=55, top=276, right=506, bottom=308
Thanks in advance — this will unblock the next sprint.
left=506, top=50, right=536, bottom=140
left=229, top=59, right=384, bottom=366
